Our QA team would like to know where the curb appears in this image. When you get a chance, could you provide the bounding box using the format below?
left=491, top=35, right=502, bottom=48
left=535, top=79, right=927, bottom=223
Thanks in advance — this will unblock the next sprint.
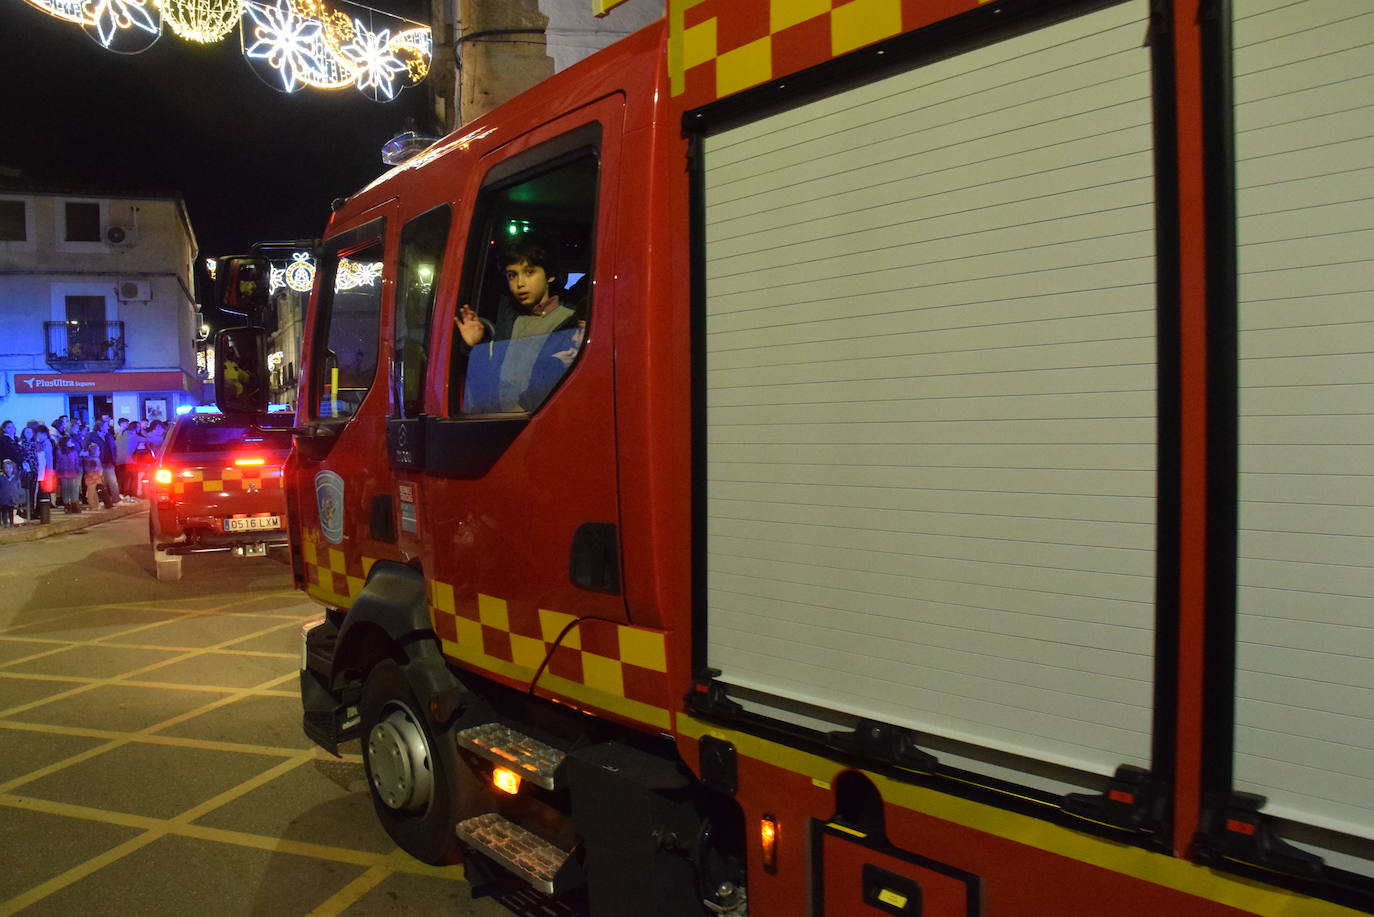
left=0, top=500, right=147, bottom=546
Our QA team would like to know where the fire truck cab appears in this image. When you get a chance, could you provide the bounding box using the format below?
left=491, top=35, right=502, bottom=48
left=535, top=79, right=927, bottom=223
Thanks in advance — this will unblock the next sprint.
left=274, top=25, right=749, bottom=915
left=219, top=1, right=1374, bottom=915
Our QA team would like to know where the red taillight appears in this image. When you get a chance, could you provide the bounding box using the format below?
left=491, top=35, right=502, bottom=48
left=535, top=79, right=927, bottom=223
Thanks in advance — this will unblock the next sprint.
left=154, top=468, right=173, bottom=484
left=234, top=457, right=266, bottom=466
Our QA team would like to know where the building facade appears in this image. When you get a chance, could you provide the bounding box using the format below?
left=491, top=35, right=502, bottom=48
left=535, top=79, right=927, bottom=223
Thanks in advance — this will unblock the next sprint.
left=432, top=0, right=664, bottom=128
left=0, top=186, right=203, bottom=427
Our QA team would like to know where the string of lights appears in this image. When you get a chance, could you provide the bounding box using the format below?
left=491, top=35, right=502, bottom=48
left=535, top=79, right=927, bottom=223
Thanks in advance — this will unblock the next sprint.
left=16, top=0, right=430, bottom=99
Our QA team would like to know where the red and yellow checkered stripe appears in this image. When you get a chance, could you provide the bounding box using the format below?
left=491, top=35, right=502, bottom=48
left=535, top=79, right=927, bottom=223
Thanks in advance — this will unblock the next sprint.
left=295, top=534, right=675, bottom=730
left=300, top=530, right=376, bottom=609
left=430, top=581, right=674, bottom=731
left=669, top=0, right=987, bottom=100
left=171, top=466, right=284, bottom=495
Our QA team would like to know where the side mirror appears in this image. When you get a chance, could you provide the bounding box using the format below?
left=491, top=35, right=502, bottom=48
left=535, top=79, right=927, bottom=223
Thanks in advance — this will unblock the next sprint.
left=215, top=327, right=269, bottom=415
left=214, top=256, right=272, bottom=323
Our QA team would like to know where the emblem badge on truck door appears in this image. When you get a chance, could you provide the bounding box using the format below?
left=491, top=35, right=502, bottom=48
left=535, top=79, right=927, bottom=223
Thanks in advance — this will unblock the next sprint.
left=314, top=470, right=345, bottom=544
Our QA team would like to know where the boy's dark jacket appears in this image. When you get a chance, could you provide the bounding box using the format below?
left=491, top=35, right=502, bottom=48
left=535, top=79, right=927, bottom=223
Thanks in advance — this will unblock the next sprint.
left=0, top=469, right=22, bottom=506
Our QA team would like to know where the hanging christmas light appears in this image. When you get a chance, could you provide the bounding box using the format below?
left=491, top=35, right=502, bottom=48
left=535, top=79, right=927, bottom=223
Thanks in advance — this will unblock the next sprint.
left=284, top=251, right=316, bottom=292
left=340, top=19, right=407, bottom=101
left=336, top=257, right=382, bottom=290
left=269, top=252, right=317, bottom=294
left=242, top=0, right=328, bottom=92
left=390, top=25, right=430, bottom=85
left=158, top=0, right=243, bottom=44
left=16, top=0, right=429, bottom=101
left=19, top=0, right=89, bottom=25
left=82, top=0, right=161, bottom=53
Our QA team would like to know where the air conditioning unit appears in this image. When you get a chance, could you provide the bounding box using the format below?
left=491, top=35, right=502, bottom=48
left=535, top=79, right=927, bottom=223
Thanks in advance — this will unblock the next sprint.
left=117, top=280, right=151, bottom=301
left=106, top=225, right=136, bottom=245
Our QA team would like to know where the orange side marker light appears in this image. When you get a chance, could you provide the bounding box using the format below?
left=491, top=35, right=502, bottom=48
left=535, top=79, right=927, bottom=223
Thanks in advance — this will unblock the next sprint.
left=492, top=767, right=521, bottom=795
left=760, top=814, right=778, bottom=872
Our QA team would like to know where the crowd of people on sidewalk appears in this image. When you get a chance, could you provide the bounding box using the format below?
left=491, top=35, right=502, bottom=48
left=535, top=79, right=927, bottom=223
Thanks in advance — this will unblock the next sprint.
left=0, top=414, right=167, bottom=527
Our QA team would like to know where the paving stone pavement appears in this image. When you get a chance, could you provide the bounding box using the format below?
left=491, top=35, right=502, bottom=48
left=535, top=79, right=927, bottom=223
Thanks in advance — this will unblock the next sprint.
left=0, top=516, right=509, bottom=917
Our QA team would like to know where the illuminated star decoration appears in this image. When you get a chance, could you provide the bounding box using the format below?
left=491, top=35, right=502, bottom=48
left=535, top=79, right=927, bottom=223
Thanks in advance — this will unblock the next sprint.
left=243, top=0, right=326, bottom=92
left=241, top=0, right=429, bottom=98
left=83, top=0, right=161, bottom=52
left=340, top=19, right=407, bottom=101
left=17, top=0, right=429, bottom=101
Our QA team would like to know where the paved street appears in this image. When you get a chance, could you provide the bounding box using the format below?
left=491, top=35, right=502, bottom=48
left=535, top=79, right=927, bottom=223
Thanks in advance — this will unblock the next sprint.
left=0, top=510, right=502, bottom=916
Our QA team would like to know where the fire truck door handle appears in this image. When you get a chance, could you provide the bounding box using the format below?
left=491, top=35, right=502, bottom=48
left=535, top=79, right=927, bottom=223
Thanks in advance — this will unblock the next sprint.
left=569, top=523, right=620, bottom=594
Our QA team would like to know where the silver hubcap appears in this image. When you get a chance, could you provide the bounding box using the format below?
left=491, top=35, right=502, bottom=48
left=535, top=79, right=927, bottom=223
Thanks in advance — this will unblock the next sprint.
left=366, top=703, right=434, bottom=813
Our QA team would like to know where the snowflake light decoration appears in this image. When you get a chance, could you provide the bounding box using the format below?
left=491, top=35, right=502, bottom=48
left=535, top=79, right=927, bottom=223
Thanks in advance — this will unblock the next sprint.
left=82, top=0, right=161, bottom=52
left=340, top=20, right=407, bottom=101
left=243, top=0, right=326, bottom=92
left=336, top=258, right=382, bottom=290
left=21, top=0, right=430, bottom=100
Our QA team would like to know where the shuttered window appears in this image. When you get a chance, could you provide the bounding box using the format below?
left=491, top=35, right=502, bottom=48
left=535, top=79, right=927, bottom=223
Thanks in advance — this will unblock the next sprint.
left=1232, top=0, right=1374, bottom=847
left=702, top=0, right=1157, bottom=778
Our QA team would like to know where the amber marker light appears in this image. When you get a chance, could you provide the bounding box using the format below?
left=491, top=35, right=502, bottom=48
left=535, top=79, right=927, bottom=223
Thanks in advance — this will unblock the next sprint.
left=492, top=767, right=521, bottom=795
left=234, top=457, right=266, bottom=466
left=155, top=469, right=173, bottom=484
left=760, top=814, right=778, bottom=872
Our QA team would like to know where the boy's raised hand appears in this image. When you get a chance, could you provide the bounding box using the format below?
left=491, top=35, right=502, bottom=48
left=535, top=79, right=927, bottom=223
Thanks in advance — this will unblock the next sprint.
left=456, top=305, right=486, bottom=347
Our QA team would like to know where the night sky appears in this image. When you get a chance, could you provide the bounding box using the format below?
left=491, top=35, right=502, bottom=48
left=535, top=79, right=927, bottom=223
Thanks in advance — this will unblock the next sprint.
left=0, top=0, right=432, bottom=258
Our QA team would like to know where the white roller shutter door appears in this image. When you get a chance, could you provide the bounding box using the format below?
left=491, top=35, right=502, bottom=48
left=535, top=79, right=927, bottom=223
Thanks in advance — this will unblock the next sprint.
left=702, top=1, right=1157, bottom=777
left=1232, top=0, right=1374, bottom=845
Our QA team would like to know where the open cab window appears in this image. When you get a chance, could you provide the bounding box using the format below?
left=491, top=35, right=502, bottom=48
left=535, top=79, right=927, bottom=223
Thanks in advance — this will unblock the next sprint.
left=451, top=140, right=599, bottom=415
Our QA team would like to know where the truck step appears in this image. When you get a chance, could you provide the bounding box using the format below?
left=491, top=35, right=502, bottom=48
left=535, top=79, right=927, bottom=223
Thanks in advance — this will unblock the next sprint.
left=456, top=723, right=566, bottom=791
left=456, top=812, right=579, bottom=895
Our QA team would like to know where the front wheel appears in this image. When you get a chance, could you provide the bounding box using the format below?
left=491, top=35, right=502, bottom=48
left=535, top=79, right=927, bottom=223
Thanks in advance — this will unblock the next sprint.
left=359, top=659, right=461, bottom=865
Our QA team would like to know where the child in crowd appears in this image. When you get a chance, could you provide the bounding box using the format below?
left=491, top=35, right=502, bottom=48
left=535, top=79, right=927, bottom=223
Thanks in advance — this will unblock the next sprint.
left=54, top=432, right=82, bottom=510
left=0, top=458, right=20, bottom=526
left=82, top=441, right=104, bottom=508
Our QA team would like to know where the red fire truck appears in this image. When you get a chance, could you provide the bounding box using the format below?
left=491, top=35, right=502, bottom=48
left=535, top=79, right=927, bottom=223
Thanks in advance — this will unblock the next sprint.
left=220, top=0, right=1374, bottom=913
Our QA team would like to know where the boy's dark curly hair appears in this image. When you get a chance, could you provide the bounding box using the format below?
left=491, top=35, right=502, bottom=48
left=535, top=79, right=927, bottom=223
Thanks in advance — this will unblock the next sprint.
left=499, top=238, right=559, bottom=283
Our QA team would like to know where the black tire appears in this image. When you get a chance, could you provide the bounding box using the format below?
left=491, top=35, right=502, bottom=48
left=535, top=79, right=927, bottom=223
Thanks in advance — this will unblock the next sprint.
left=359, top=658, right=462, bottom=865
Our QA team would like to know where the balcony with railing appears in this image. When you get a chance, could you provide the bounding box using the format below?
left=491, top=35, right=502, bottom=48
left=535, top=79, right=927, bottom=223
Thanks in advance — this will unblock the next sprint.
left=46, top=320, right=126, bottom=371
